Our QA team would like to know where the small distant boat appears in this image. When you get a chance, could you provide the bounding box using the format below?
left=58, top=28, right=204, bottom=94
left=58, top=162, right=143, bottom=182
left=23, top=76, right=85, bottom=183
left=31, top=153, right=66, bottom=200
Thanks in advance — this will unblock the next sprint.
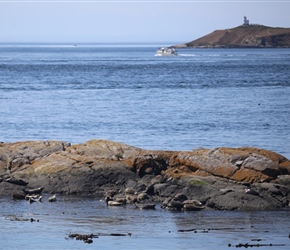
left=22, top=187, right=44, bottom=195
left=155, top=47, right=177, bottom=56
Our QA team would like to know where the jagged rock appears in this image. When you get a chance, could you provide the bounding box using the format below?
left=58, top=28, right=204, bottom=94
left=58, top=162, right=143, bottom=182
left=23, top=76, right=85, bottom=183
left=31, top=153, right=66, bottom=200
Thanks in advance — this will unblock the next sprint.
left=153, top=183, right=170, bottom=196
left=133, top=153, right=169, bottom=177
left=0, top=140, right=69, bottom=176
left=167, top=147, right=289, bottom=184
left=207, top=190, right=279, bottom=211
left=0, top=139, right=289, bottom=211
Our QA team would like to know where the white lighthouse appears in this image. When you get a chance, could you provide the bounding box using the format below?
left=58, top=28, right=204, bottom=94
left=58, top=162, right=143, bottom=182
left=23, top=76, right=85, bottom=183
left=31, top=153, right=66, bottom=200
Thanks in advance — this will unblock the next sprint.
left=243, top=16, right=249, bottom=25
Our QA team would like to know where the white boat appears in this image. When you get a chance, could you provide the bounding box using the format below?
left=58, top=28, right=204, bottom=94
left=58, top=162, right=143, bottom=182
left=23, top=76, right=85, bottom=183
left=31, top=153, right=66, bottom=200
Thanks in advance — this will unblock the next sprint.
left=155, top=47, right=177, bottom=56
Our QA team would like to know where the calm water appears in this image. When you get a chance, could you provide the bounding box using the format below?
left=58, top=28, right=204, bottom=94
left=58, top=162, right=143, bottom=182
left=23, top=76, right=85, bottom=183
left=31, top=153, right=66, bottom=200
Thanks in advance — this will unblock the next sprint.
left=0, top=44, right=290, bottom=249
left=0, top=195, right=290, bottom=250
left=0, top=44, right=290, bottom=158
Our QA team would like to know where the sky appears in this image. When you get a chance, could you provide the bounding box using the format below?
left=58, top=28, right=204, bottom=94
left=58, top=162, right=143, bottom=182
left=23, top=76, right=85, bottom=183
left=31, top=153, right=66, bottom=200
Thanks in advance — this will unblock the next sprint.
left=0, top=0, right=289, bottom=44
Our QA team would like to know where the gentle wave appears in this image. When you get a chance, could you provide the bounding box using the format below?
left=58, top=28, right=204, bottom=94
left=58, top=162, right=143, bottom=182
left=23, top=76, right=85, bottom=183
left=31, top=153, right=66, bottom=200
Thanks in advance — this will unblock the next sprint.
left=0, top=46, right=289, bottom=159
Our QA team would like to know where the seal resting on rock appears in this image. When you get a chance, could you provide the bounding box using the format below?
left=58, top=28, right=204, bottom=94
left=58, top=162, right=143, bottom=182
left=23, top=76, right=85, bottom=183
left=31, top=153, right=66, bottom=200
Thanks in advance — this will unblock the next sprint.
left=183, top=200, right=205, bottom=211
left=12, top=193, right=26, bottom=200
left=22, top=187, right=44, bottom=195
left=134, top=202, right=156, bottom=210
left=245, top=188, right=259, bottom=196
left=48, top=194, right=57, bottom=202
left=5, top=177, right=28, bottom=186
left=105, top=196, right=126, bottom=206
left=167, top=198, right=184, bottom=211
left=26, top=194, right=42, bottom=203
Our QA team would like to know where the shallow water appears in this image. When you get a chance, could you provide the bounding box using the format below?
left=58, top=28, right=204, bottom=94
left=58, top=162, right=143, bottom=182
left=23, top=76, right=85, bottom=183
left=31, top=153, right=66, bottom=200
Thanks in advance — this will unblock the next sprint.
left=1, top=195, right=290, bottom=250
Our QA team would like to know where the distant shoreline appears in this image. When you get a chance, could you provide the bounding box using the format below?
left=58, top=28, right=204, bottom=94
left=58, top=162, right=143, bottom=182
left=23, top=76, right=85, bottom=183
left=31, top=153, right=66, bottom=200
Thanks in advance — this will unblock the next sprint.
left=175, top=25, right=290, bottom=49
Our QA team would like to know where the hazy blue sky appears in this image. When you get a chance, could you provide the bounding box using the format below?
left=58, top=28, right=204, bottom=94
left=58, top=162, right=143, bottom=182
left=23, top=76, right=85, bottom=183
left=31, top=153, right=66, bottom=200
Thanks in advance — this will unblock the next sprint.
left=0, top=0, right=289, bottom=43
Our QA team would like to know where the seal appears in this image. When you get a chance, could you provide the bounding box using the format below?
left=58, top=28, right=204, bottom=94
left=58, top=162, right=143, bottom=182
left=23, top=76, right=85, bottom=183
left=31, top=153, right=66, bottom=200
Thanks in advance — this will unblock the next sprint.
left=22, top=186, right=44, bottom=195
left=183, top=200, right=205, bottom=211
left=12, top=193, right=26, bottom=200
left=26, top=194, right=42, bottom=203
left=135, top=202, right=156, bottom=210
left=245, top=188, right=259, bottom=196
left=105, top=196, right=126, bottom=206
left=5, top=177, right=28, bottom=186
left=48, top=194, right=57, bottom=202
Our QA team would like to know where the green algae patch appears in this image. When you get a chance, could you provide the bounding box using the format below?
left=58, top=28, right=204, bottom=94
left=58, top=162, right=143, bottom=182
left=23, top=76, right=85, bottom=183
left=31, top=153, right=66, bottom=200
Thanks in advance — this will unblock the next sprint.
left=188, top=178, right=209, bottom=186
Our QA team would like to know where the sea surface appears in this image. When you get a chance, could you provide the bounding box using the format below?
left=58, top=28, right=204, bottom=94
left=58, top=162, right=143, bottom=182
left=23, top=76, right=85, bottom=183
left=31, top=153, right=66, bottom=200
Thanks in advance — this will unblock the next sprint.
left=1, top=195, right=290, bottom=250
left=0, top=44, right=290, bottom=158
left=0, top=44, right=290, bottom=249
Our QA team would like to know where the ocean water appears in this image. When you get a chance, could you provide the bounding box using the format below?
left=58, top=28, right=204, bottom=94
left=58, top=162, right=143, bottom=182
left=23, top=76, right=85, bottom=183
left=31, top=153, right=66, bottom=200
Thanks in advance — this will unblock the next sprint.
left=0, top=44, right=290, bottom=158
left=0, top=44, right=290, bottom=249
left=0, top=195, right=290, bottom=250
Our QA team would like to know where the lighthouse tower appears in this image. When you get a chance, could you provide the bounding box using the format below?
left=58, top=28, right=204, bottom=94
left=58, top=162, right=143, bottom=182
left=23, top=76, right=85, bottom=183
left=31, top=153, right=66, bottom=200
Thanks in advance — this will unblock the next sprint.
left=243, top=16, right=249, bottom=25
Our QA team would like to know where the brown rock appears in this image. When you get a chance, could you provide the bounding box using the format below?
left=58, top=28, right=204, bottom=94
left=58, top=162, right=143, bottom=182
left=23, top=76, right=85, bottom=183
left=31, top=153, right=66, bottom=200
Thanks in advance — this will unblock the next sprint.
left=179, top=25, right=290, bottom=48
left=1, top=140, right=290, bottom=211
left=133, top=154, right=169, bottom=177
left=231, top=168, right=270, bottom=183
left=167, top=147, right=289, bottom=183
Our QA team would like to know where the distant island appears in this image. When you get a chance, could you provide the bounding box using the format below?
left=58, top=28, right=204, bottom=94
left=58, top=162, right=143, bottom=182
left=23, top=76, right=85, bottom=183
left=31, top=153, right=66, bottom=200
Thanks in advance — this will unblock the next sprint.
left=175, top=16, right=290, bottom=48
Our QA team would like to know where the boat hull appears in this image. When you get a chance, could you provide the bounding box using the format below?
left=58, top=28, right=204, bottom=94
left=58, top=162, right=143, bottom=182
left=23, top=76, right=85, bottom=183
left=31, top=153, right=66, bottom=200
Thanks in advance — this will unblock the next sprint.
left=155, top=47, right=177, bottom=56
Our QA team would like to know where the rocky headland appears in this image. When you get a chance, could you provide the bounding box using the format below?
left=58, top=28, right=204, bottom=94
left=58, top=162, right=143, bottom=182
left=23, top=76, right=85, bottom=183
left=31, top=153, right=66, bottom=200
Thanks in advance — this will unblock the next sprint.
left=175, top=25, right=290, bottom=48
left=1, top=140, right=290, bottom=211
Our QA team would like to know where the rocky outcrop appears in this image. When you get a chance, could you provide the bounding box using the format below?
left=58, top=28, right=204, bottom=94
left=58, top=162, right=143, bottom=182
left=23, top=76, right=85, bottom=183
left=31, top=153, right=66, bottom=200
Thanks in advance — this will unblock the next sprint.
left=175, top=25, right=290, bottom=48
left=167, top=147, right=289, bottom=183
left=1, top=140, right=290, bottom=211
